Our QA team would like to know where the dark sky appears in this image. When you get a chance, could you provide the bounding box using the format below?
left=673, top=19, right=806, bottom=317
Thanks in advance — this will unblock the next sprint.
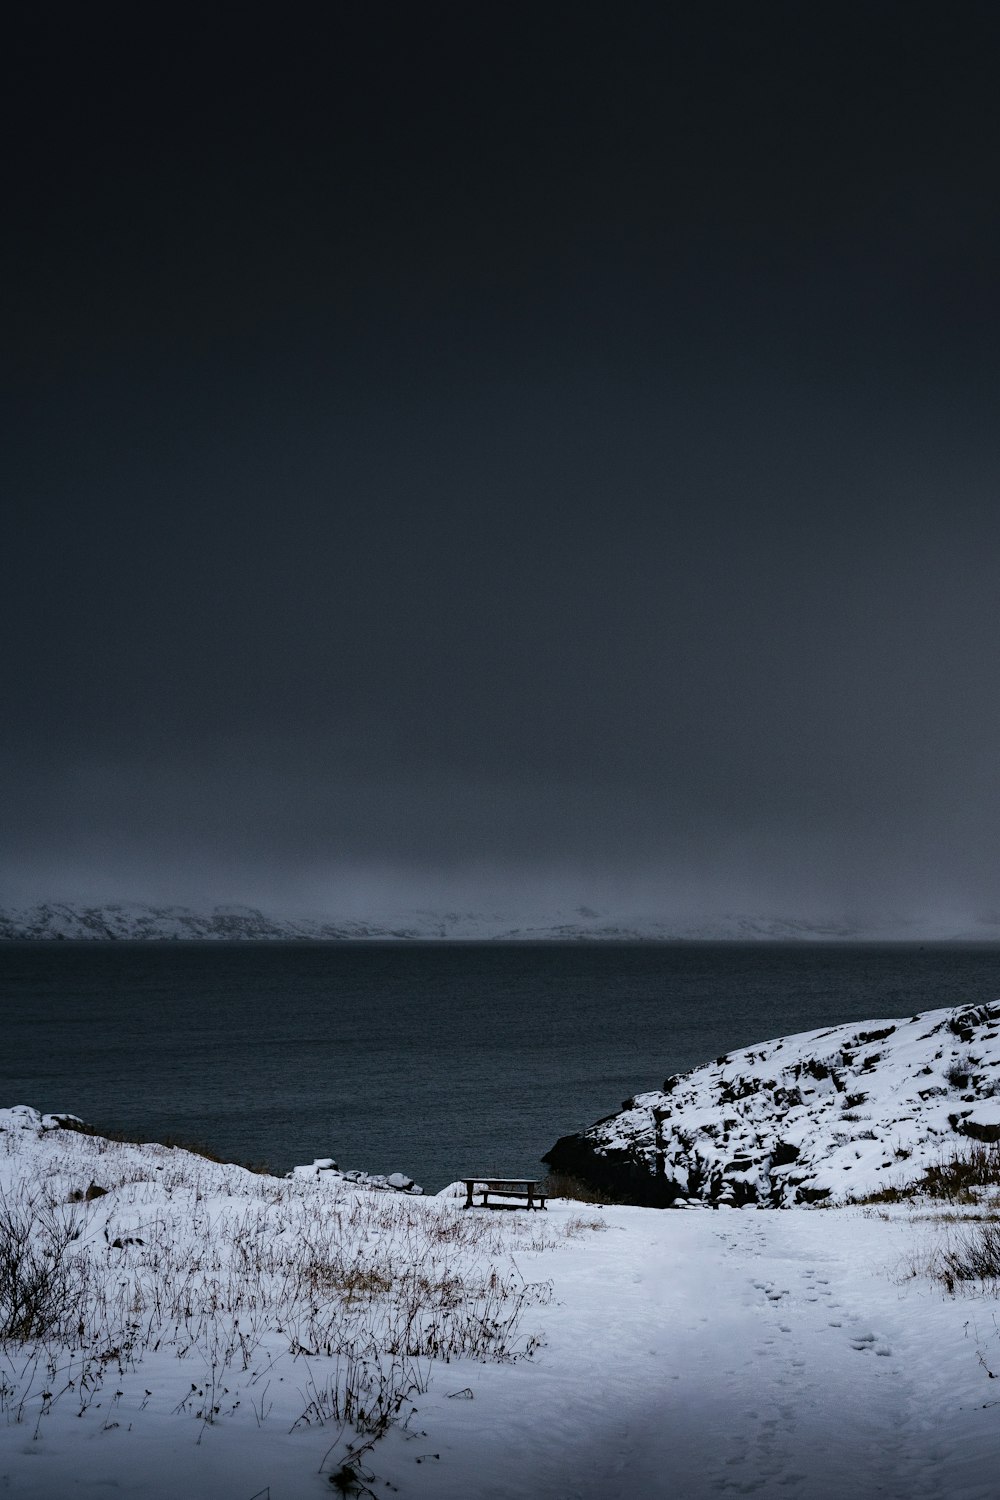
left=5, top=3, right=1000, bottom=923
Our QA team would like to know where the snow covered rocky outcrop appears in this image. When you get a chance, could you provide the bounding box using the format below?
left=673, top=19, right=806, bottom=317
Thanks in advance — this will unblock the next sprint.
left=544, top=1000, right=1000, bottom=1207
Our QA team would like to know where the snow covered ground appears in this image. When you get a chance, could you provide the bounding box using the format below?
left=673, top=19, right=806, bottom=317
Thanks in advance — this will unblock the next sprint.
left=2, top=1106, right=999, bottom=1498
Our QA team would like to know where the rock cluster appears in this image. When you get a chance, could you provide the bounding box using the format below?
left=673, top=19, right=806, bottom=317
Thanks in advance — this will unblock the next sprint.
left=290, top=1157, right=423, bottom=1194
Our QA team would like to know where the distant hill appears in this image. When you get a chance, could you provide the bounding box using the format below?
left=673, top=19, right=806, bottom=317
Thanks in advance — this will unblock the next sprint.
left=2, top=900, right=999, bottom=942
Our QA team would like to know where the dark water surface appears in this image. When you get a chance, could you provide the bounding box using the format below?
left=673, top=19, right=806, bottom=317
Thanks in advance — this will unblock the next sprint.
left=3, top=942, right=1000, bottom=1191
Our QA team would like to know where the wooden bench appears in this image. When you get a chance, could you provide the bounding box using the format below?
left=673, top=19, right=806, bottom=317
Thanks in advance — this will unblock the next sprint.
left=463, top=1178, right=547, bottom=1210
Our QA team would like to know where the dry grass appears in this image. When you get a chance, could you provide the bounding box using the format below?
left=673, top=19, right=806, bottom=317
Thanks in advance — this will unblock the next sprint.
left=938, top=1222, right=1000, bottom=1289
left=0, top=1186, right=85, bottom=1339
left=0, top=1139, right=552, bottom=1475
left=861, top=1143, right=1000, bottom=1295
left=564, top=1214, right=609, bottom=1237
left=853, top=1142, right=1000, bottom=1208
left=542, top=1172, right=617, bottom=1204
left=896, top=1219, right=1000, bottom=1294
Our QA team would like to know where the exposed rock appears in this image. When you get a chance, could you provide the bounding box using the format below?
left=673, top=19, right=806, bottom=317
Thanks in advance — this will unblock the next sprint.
left=70, top=1181, right=109, bottom=1201
left=951, top=1114, right=1000, bottom=1143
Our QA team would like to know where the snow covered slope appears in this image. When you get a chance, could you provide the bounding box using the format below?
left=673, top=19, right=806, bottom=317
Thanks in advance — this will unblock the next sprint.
left=5, top=899, right=1000, bottom=941
left=3, top=1105, right=1000, bottom=1497
left=0, top=901, right=370, bottom=940
left=545, top=999, right=1000, bottom=1206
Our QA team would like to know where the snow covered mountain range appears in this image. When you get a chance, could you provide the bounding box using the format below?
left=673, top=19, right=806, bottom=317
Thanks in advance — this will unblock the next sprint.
left=544, top=998, right=1000, bottom=1207
left=4, top=900, right=1000, bottom=942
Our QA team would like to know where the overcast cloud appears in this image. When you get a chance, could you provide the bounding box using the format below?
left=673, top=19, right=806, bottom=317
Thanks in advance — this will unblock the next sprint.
left=4, top=4, right=1000, bottom=926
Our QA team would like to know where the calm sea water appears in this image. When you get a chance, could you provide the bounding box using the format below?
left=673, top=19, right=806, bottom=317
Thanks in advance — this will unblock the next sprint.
left=3, top=942, right=1000, bottom=1191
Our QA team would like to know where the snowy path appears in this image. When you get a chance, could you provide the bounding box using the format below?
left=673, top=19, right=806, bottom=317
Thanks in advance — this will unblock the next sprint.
left=383, top=1206, right=998, bottom=1500
left=584, top=1213, right=931, bottom=1499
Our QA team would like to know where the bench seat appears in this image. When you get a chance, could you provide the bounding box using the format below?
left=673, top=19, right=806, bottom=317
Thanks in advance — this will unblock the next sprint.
left=462, top=1178, right=547, bottom=1210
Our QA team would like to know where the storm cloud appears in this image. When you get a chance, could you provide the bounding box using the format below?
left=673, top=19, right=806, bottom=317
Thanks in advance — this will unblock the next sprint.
left=5, top=4, right=1000, bottom=926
